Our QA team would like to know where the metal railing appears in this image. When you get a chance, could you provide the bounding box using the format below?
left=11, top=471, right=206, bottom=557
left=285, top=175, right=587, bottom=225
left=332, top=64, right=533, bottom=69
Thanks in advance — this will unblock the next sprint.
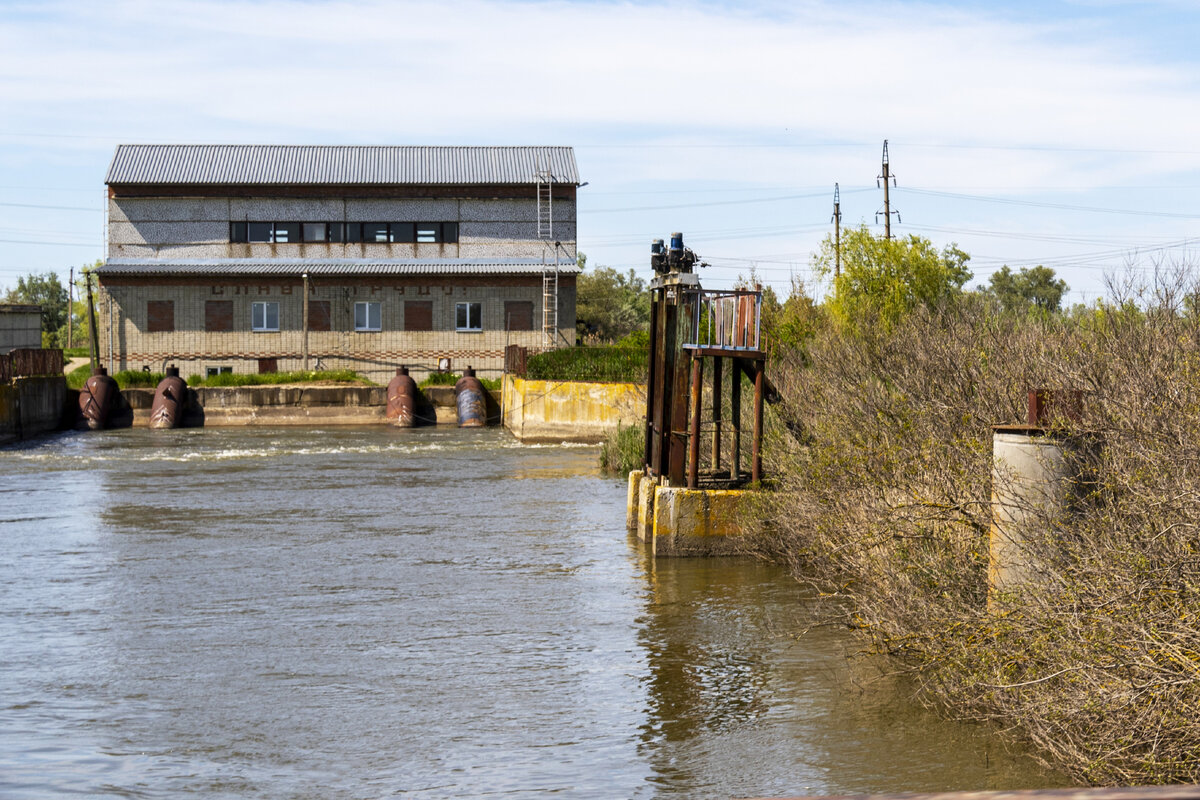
left=1, top=348, right=64, bottom=383
left=685, top=289, right=762, bottom=352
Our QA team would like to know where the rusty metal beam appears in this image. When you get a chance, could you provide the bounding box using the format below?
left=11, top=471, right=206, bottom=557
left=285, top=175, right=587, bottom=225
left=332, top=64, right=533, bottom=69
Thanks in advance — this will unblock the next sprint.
left=688, top=356, right=702, bottom=489
left=731, top=356, right=742, bottom=482
left=711, top=356, right=722, bottom=473
left=753, top=359, right=764, bottom=484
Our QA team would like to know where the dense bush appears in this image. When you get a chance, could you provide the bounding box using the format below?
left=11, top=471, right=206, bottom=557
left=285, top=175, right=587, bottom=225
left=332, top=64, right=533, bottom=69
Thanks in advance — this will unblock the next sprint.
left=753, top=273, right=1200, bottom=784
left=525, top=346, right=647, bottom=384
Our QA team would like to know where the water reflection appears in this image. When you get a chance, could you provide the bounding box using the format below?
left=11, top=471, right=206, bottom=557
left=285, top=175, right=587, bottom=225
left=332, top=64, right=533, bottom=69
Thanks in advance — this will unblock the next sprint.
left=0, top=427, right=1064, bottom=798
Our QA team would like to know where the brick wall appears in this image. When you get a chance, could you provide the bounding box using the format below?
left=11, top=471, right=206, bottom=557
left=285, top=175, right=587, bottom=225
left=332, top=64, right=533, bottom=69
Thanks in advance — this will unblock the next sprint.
left=97, top=276, right=577, bottom=382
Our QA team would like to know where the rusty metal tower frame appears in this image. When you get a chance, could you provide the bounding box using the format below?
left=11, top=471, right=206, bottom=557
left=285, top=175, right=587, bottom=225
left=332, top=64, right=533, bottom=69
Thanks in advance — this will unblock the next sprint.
left=642, top=234, right=767, bottom=488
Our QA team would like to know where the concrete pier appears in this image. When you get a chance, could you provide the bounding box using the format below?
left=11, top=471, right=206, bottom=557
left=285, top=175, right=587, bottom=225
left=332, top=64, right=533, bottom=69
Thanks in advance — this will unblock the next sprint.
left=627, top=468, right=750, bottom=556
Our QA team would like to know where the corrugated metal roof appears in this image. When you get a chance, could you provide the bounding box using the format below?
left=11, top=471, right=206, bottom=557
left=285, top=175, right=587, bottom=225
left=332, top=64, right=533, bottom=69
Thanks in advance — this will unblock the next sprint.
left=98, top=258, right=580, bottom=277
left=105, top=145, right=580, bottom=186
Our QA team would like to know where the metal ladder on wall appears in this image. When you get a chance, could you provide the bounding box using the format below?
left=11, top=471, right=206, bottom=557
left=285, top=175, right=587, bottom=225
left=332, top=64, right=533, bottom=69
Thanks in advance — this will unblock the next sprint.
left=536, top=167, right=558, bottom=346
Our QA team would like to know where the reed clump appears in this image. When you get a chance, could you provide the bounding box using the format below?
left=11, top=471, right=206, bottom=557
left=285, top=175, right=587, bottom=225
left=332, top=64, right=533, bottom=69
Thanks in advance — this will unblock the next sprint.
left=752, top=272, right=1200, bottom=784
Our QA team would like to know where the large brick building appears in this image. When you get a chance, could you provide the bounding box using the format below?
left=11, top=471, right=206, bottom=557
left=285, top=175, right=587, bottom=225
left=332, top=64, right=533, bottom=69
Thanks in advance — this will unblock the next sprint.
left=95, top=145, right=580, bottom=381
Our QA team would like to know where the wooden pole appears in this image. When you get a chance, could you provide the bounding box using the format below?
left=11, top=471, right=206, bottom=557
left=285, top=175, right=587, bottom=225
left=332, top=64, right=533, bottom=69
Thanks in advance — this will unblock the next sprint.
left=85, top=271, right=100, bottom=371
left=67, top=266, right=74, bottom=350
left=302, top=272, right=310, bottom=371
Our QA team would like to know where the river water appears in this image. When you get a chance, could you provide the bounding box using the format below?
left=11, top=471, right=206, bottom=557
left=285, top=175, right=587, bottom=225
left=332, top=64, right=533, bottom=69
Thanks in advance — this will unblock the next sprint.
left=0, top=427, right=1063, bottom=798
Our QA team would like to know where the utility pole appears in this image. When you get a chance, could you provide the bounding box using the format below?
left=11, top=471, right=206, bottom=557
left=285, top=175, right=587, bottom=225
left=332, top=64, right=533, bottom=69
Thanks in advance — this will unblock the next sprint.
left=876, top=139, right=900, bottom=239
left=85, top=270, right=100, bottom=370
left=67, top=266, right=74, bottom=350
left=831, top=183, right=842, bottom=278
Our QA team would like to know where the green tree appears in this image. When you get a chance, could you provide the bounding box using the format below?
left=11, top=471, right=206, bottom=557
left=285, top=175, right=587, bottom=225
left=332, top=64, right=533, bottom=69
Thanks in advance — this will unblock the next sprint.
left=984, top=264, right=1069, bottom=313
left=813, top=225, right=972, bottom=332
left=575, top=253, right=650, bottom=343
left=2, top=271, right=69, bottom=347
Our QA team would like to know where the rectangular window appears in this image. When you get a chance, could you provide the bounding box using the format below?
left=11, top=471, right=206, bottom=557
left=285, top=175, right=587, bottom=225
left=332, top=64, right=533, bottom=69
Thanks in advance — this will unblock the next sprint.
left=205, top=300, right=233, bottom=332
left=328, top=222, right=345, bottom=243
left=230, top=221, right=248, bottom=243
left=302, top=222, right=327, bottom=243
left=345, top=222, right=363, bottom=243
left=441, top=222, right=459, bottom=243
left=404, top=300, right=433, bottom=331
left=354, top=301, right=381, bottom=331
left=455, top=302, right=482, bottom=332
left=504, top=301, right=533, bottom=332
left=308, top=300, right=331, bottom=332
left=252, top=301, right=279, bottom=332
left=390, top=222, right=415, bottom=243
left=147, top=300, right=174, bottom=333
left=273, top=222, right=300, bottom=243
left=206, top=366, right=232, bottom=377
left=416, top=223, right=439, bottom=243
left=363, top=222, right=390, bottom=243
left=258, top=358, right=278, bottom=374
left=248, top=222, right=273, bottom=243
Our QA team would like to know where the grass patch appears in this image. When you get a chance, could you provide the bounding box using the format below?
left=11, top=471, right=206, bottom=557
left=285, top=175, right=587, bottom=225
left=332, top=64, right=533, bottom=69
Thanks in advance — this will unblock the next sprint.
left=65, top=363, right=91, bottom=390
left=186, top=370, right=370, bottom=388
left=526, top=346, right=647, bottom=383
left=599, top=424, right=644, bottom=476
left=62, top=347, right=90, bottom=359
left=418, top=372, right=500, bottom=391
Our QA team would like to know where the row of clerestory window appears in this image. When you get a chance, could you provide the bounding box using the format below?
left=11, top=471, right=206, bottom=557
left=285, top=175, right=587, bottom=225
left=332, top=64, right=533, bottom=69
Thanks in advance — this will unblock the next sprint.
left=229, top=221, right=459, bottom=244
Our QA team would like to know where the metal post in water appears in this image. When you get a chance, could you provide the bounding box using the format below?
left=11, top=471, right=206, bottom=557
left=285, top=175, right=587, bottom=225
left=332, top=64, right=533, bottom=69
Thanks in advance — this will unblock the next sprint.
left=711, top=357, right=722, bottom=474
left=688, top=357, right=702, bottom=489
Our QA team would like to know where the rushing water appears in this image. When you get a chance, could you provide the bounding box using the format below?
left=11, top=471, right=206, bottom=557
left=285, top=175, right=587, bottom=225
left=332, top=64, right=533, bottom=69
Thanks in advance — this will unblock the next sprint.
left=0, top=427, right=1064, bottom=798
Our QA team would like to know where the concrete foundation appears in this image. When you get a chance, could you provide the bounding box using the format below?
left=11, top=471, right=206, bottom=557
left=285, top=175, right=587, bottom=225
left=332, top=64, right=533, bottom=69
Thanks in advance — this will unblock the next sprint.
left=119, top=384, right=498, bottom=427
left=0, top=376, right=67, bottom=444
left=627, top=469, right=750, bottom=557
left=502, top=375, right=644, bottom=442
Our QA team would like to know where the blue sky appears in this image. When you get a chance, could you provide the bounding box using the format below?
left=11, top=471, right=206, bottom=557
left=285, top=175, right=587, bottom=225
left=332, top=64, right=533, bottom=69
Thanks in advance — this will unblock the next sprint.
left=2, top=0, right=1199, bottom=304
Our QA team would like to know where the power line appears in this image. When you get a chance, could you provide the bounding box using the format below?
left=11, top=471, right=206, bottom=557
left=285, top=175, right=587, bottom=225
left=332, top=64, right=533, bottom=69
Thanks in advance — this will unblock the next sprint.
left=901, top=187, right=1200, bottom=219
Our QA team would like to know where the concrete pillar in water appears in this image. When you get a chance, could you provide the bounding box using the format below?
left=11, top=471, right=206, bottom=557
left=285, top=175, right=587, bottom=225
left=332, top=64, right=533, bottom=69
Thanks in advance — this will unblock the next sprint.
left=989, top=391, right=1090, bottom=605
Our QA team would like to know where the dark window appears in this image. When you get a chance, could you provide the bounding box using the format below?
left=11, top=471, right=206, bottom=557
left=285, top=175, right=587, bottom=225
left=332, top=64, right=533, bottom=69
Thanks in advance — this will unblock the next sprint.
left=258, top=358, right=278, bottom=374
left=308, top=300, right=331, bottom=332
left=147, top=300, right=174, bottom=333
left=391, top=222, right=415, bottom=243
left=416, top=223, right=439, bottom=243
left=205, top=300, right=233, bottom=332
left=328, top=222, right=345, bottom=243
left=504, top=301, right=533, bottom=331
left=345, top=222, right=363, bottom=243
left=404, top=300, right=433, bottom=332
left=248, top=222, right=273, bottom=243
left=455, top=302, right=482, bottom=331
left=230, top=221, right=248, bottom=243
left=273, top=222, right=300, bottom=243
left=206, top=366, right=232, bottom=377
left=363, top=222, right=390, bottom=243
left=442, top=222, right=459, bottom=243
left=302, top=223, right=327, bottom=243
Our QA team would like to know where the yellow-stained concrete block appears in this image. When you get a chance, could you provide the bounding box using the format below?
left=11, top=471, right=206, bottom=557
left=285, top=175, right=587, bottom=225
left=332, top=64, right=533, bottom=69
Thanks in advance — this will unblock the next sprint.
left=626, top=469, right=643, bottom=531
left=652, top=486, right=749, bottom=556
left=502, top=375, right=644, bottom=442
left=636, top=475, right=658, bottom=544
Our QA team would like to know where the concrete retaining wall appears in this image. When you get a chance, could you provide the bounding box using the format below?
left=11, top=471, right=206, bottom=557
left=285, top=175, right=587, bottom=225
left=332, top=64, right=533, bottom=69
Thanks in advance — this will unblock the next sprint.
left=121, top=383, right=496, bottom=426
left=0, top=376, right=67, bottom=444
left=501, top=375, right=644, bottom=442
